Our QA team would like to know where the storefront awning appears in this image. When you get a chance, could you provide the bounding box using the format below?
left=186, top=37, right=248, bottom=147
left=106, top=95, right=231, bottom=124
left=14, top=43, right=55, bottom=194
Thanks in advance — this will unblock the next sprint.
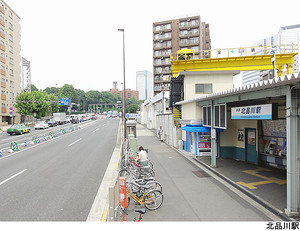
left=182, top=124, right=224, bottom=132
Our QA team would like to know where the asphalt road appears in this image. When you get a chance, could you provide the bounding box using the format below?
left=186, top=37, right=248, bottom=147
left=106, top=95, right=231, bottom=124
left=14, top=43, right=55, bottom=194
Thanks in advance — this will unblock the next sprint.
left=0, top=118, right=120, bottom=221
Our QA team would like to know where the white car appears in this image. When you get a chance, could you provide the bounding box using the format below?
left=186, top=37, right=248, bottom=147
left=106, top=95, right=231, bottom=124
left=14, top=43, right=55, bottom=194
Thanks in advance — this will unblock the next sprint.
left=34, top=121, right=49, bottom=130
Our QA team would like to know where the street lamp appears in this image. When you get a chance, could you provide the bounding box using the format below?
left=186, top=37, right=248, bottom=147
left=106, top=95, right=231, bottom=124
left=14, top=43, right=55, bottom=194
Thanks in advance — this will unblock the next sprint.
left=118, top=28, right=126, bottom=141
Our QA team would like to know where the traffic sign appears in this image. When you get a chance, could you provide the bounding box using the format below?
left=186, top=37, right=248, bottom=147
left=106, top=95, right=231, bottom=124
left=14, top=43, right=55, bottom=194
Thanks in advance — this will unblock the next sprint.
left=60, top=98, right=69, bottom=105
left=125, top=114, right=140, bottom=119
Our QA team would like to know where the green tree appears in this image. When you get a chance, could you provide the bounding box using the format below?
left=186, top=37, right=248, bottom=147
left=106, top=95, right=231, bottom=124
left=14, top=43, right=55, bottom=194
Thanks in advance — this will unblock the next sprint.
left=14, top=92, right=35, bottom=116
left=31, top=84, right=39, bottom=92
left=31, top=91, right=50, bottom=118
left=126, top=103, right=139, bottom=113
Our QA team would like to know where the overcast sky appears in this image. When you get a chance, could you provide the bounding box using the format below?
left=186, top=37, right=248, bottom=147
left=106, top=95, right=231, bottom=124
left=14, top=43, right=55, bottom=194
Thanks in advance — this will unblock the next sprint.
left=7, top=0, right=300, bottom=92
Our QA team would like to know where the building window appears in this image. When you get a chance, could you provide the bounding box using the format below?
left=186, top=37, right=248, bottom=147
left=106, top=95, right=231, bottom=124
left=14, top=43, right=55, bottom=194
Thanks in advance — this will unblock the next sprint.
left=195, top=84, right=212, bottom=94
left=9, top=57, right=13, bottom=64
left=9, top=69, right=13, bottom=76
left=8, top=11, right=13, bottom=19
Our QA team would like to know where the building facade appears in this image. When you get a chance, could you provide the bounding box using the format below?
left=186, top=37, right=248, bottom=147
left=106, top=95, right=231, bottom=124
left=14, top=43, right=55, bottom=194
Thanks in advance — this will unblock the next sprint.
left=234, top=24, right=300, bottom=87
left=136, top=70, right=153, bottom=101
left=153, top=15, right=211, bottom=95
left=0, top=0, right=21, bottom=126
left=109, top=83, right=139, bottom=101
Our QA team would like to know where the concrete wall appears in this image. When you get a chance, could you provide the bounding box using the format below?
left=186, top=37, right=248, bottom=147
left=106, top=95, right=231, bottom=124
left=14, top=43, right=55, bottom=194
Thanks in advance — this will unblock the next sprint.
left=183, top=72, right=234, bottom=101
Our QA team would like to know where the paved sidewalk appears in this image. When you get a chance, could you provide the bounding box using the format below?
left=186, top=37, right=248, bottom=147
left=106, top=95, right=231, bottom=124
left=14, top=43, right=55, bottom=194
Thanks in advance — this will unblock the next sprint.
left=123, top=123, right=288, bottom=222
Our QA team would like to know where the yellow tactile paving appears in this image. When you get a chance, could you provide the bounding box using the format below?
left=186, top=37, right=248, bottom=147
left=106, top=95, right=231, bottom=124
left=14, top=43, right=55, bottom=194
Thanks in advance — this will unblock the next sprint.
left=237, top=167, right=286, bottom=189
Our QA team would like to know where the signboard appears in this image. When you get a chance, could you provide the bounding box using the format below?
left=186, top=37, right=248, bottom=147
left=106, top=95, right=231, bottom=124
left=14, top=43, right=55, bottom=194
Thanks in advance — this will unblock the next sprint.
left=60, top=98, right=69, bottom=106
left=125, top=114, right=141, bottom=119
left=231, top=104, right=274, bottom=120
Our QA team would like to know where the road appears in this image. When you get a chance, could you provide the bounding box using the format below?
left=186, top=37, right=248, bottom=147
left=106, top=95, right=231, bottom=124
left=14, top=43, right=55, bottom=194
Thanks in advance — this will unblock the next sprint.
left=0, top=118, right=120, bottom=221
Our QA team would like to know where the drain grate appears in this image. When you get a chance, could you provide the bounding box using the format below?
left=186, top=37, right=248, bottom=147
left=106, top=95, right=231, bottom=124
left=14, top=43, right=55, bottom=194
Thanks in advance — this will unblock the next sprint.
left=192, top=170, right=211, bottom=178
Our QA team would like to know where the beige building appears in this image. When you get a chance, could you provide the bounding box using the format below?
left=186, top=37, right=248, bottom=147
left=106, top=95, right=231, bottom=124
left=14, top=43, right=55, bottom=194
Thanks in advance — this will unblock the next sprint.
left=153, top=15, right=211, bottom=95
left=0, top=0, right=21, bottom=126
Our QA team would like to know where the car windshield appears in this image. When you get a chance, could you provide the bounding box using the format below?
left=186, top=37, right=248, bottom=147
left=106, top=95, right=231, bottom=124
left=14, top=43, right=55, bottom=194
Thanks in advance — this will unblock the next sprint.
left=10, top=125, right=20, bottom=129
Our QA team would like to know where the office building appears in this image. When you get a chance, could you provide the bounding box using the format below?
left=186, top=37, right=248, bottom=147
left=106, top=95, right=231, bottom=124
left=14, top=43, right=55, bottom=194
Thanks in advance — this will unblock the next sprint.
left=136, top=70, right=153, bottom=101
left=236, top=24, right=300, bottom=87
left=0, top=0, right=21, bottom=125
left=153, top=15, right=211, bottom=95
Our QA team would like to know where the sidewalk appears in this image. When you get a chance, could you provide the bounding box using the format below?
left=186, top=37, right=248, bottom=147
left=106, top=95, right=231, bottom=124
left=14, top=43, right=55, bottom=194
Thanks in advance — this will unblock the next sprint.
left=125, top=123, right=293, bottom=221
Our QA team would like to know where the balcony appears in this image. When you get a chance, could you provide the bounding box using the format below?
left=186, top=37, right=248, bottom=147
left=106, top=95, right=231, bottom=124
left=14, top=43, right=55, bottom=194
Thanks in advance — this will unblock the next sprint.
left=1, top=107, right=6, bottom=113
left=0, top=31, right=5, bottom=39
left=1, top=69, right=5, bottom=76
left=1, top=82, right=6, bottom=88
left=179, top=21, right=199, bottom=30
left=1, top=94, right=6, bottom=100
left=0, top=44, right=5, bottom=52
left=0, top=19, right=4, bottom=27
left=0, top=6, right=4, bottom=15
left=0, top=56, right=5, bottom=64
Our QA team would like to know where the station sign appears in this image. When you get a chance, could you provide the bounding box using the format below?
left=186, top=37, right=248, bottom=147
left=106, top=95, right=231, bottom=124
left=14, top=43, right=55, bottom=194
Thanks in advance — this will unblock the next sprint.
left=125, top=114, right=140, bottom=119
left=231, top=104, right=277, bottom=120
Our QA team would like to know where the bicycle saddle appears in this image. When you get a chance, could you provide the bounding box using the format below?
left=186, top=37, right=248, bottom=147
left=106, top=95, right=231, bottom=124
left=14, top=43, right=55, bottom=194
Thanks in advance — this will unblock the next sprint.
left=135, top=207, right=146, bottom=214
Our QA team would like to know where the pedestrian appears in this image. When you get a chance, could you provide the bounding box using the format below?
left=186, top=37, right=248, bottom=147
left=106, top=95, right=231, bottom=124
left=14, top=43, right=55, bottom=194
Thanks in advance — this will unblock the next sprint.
left=158, top=126, right=164, bottom=141
left=136, top=146, right=149, bottom=166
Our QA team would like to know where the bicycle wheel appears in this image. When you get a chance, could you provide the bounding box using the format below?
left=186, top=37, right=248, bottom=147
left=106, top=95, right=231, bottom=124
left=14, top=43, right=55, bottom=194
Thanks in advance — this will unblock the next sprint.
left=143, top=190, right=163, bottom=210
left=146, top=180, right=162, bottom=192
left=119, top=169, right=129, bottom=178
left=140, top=167, right=155, bottom=178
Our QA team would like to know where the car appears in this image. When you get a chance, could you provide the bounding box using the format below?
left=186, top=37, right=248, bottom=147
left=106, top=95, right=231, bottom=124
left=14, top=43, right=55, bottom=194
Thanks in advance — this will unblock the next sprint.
left=7, top=124, right=31, bottom=135
left=34, top=121, right=49, bottom=130
left=71, top=117, right=79, bottom=124
left=46, top=119, right=58, bottom=127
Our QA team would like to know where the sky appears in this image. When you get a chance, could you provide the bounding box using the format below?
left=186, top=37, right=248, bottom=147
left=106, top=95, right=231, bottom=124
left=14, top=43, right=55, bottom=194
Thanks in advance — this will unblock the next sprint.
left=7, top=0, right=300, bottom=93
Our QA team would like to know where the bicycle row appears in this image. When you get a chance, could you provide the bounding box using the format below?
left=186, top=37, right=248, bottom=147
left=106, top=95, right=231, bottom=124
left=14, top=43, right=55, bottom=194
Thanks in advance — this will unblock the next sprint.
left=118, top=141, right=164, bottom=221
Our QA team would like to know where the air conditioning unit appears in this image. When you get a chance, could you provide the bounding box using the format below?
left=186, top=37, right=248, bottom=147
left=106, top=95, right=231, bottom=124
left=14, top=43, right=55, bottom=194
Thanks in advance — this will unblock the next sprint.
left=160, top=31, right=163, bottom=35
left=187, top=18, right=191, bottom=22
left=187, top=27, right=191, bottom=31
left=160, top=40, right=163, bottom=43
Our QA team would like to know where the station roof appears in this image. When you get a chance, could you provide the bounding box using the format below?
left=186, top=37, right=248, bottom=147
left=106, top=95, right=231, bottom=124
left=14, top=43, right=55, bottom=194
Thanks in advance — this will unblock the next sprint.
left=175, top=72, right=300, bottom=105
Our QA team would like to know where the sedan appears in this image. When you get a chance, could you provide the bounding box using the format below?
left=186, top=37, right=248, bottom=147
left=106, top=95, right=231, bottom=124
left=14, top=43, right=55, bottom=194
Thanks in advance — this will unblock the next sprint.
left=34, top=121, right=49, bottom=130
left=7, top=124, right=31, bottom=135
left=46, top=119, right=58, bottom=127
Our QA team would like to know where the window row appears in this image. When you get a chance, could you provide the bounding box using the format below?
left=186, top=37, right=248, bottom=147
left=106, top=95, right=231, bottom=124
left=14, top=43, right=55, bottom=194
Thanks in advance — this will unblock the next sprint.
left=154, top=49, right=171, bottom=57
left=154, top=66, right=171, bottom=74
left=154, top=32, right=171, bottom=40
left=154, top=41, right=171, bottom=48
left=180, top=28, right=199, bottom=36
left=154, top=24, right=171, bottom=31
left=154, top=58, right=170, bottom=65
left=180, top=20, right=199, bottom=28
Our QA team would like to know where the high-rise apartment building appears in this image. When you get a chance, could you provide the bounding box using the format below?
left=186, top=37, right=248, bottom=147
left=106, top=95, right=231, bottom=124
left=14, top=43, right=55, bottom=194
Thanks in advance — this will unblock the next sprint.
left=136, top=70, right=153, bottom=101
left=153, top=15, right=211, bottom=95
left=0, top=0, right=21, bottom=125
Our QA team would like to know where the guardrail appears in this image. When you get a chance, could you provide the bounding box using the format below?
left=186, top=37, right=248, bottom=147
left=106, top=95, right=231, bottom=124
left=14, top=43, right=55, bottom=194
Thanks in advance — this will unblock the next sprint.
left=0, top=124, right=80, bottom=158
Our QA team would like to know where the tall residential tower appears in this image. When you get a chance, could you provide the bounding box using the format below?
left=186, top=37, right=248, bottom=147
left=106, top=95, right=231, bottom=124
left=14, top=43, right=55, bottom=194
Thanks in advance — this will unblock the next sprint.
left=0, top=0, right=21, bottom=125
left=153, top=15, right=211, bottom=95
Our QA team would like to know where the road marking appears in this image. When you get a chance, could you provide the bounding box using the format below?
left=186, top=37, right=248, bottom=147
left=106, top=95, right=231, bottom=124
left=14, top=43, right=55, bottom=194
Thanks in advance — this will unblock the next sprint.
left=93, top=128, right=99, bottom=133
left=0, top=169, right=28, bottom=186
left=68, top=138, right=82, bottom=147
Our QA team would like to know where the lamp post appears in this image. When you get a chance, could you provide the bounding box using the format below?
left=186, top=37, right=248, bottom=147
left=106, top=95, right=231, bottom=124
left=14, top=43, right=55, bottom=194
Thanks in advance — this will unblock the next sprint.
left=118, top=28, right=126, bottom=141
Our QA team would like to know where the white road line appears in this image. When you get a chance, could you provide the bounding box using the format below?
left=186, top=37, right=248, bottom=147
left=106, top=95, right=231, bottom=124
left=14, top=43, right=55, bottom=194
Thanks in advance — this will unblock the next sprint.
left=93, top=128, right=99, bottom=133
left=68, top=138, right=82, bottom=147
left=0, top=169, right=28, bottom=186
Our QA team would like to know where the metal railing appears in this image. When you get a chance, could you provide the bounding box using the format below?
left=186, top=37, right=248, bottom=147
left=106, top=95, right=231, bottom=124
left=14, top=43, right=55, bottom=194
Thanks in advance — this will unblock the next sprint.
left=170, top=44, right=299, bottom=61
